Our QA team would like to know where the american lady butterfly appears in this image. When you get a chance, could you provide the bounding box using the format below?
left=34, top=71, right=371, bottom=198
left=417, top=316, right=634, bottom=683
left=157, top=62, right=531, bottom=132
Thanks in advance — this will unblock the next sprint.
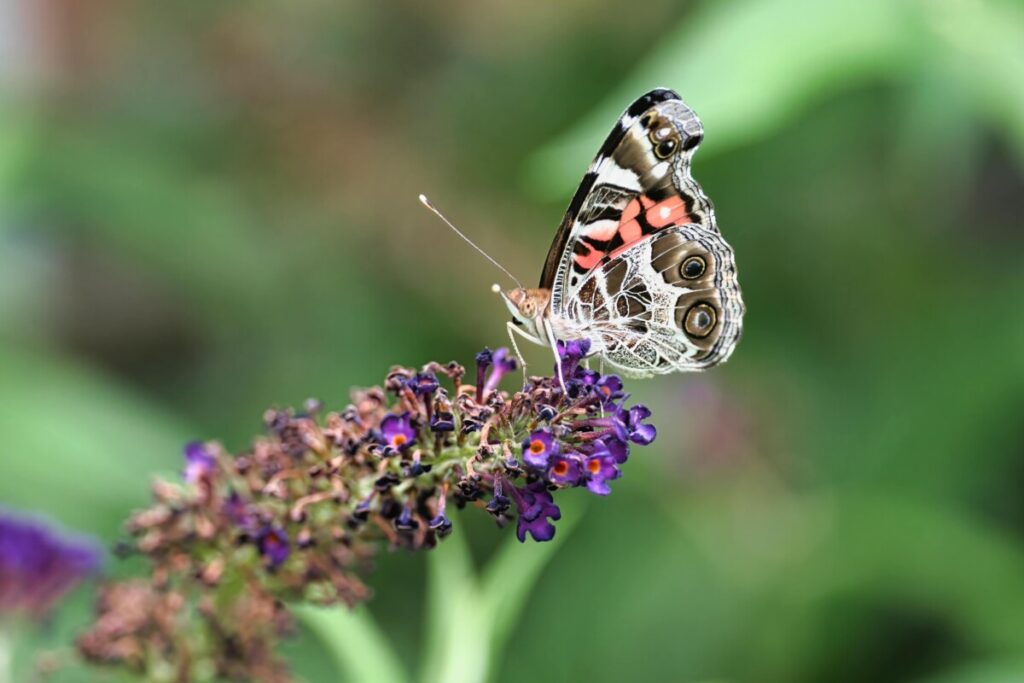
left=426, top=89, right=744, bottom=383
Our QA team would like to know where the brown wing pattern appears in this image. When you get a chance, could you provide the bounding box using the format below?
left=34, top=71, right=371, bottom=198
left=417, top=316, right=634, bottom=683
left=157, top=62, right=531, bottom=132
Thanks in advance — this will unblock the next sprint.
left=557, top=224, right=743, bottom=377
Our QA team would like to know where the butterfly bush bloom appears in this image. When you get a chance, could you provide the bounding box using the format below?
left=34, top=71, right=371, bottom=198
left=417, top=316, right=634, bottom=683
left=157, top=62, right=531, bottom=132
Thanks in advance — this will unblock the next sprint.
left=522, top=427, right=560, bottom=467
left=77, top=342, right=656, bottom=682
left=183, top=441, right=216, bottom=483
left=0, top=510, right=102, bottom=620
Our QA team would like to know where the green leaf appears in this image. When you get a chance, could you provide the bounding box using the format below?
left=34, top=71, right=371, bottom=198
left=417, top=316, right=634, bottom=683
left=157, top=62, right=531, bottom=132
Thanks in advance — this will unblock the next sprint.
left=918, top=658, right=1024, bottom=683
left=0, top=344, right=191, bottom=536
left=917, top=0, right=1024, bottom=166
left=526, top=0, right=910, bottom=197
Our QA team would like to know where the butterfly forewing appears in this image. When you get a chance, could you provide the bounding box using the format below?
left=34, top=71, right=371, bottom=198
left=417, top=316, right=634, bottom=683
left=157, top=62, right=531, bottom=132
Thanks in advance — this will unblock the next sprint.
left=542, top=89, right=716, bottom=315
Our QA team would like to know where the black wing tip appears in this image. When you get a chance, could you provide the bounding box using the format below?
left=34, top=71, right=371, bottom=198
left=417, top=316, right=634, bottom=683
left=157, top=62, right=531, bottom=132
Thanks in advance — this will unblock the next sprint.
left=625, top=88, right=682, bottom=117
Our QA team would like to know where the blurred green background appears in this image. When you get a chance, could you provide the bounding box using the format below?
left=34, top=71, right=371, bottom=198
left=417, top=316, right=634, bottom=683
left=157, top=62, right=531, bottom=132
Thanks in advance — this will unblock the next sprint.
left=2, top=0, right=1023, bottom=681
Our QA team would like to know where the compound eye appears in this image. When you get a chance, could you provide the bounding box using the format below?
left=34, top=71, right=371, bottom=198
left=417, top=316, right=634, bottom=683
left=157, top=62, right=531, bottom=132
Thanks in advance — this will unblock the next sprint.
left=684, top=302, right=717, bottom=338
left=680, top=255, right=706, bottom=280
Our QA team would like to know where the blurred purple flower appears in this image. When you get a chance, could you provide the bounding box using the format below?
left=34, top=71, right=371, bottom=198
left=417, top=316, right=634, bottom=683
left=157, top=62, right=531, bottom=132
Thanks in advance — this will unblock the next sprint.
left=256, top=525, right=290, bottom=568
left=183, top=441, right=216, bottom=484
left=223, top=490, right=254, bottom=529
left=430, top=412, right=455, bottom=433
left=0, top=510, right=102, bottom=619
left=408, top=372, right=439, bottom=397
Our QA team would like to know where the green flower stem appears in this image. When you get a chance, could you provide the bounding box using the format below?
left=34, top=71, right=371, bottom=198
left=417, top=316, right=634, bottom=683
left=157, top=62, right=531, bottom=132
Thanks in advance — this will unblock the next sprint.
left=421, top=499, right=584, bottom=683
left=0, top=628, right=11, bottom=683
left=293, top=605, right=411, bottom=683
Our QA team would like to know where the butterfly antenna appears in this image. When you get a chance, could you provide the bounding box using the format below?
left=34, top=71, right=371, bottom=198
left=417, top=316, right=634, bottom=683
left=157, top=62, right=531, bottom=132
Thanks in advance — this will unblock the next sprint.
left=418, top=194, right=523, bottom=290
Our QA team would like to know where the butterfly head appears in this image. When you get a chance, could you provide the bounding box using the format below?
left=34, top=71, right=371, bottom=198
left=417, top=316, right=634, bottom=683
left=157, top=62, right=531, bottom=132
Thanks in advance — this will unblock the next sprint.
left=494, top=285, right=550, bottom=338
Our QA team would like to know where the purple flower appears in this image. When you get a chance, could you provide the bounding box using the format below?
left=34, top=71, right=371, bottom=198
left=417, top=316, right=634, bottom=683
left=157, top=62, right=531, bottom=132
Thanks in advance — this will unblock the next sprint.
left=408, top=372, right=440, bottom=397
left=582, top=447, right=621, bottom=496
left=183, top=441, right=216, bottom=484
left=511, top=482, right=561, bottom=542
left=405, top=455, right=432, bottom=477
left=573, top=415, right=629, bottom=444
left=537, top=404, right=558, bottom=421
left=548, top=455, right=582, bottom=487
left=475, top=347, right=494, bottom=397
left=595, top=375, right=625, bottom=405
left=574, top=404, right=657, bottom=446
left=223, top=491, right=254, bottom=529
left=483, top=347, right=518, bottom=396
left=522, top=428, right=560, bottom=468
left=556, top=338, right=591, bottom=378
left=485, top=493, right=511, bottom=516
left=0, top=510, right=102, bottom=619
left=430, top=412, right=455, bottom=433
left=256, top=525, right=290, bottom=568
left=598, top=436, right=630, bottom=464
left=380, top=412, right=416, bottom=450
left=351, top=497, right=373, bottom=525
left=618, top=404, right=657, bottom=445
left=428, top=513, right=452, bottom=538
left=394, top=505, right=418, bottom=531
left=567, top=368, right=600, bottom=399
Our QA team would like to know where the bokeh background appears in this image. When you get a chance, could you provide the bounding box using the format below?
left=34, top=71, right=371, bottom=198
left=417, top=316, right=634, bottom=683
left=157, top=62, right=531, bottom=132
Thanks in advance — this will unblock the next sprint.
left=2, top=0, right=1023, bottom=681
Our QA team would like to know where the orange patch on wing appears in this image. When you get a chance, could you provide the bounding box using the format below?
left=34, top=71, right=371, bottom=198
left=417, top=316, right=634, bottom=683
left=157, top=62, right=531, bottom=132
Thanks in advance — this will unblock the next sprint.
left=645, top=196, right=690, bottom=227
left=573, top=242, right=604, bottom=271
left=621, top=198, right=642, bottom=222
left=618, top=218, right=643, bottom=245
left=614, top=198, right=646, bottom=245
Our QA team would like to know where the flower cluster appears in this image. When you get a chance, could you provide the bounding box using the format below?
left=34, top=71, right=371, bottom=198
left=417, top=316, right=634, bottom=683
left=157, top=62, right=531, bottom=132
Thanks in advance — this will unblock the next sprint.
left=77, top=341, right=656, bottom=682
left=0, top=510, right=102, bottom=620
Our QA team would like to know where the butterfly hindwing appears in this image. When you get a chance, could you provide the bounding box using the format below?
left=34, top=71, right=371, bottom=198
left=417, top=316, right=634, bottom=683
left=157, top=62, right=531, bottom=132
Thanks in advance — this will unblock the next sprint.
left=541, top=89, right=716, bottom=316
left=557, top=224, right=743, bottom=377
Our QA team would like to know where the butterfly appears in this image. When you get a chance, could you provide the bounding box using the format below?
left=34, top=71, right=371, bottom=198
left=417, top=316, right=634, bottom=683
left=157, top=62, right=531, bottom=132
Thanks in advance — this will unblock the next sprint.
left=423, top=88, right=743, bottom=383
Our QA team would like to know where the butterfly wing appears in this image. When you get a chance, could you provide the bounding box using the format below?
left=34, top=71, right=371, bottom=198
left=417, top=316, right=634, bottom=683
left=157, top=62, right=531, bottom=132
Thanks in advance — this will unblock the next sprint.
left=540, top=89, right=716, bottom=316
left=557, top=224, right=743, bottom=377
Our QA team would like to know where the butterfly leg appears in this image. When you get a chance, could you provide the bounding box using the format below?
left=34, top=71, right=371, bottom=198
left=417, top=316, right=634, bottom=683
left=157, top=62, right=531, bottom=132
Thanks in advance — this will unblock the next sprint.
left=505, top=322, right=529, bottom=388
left=541, top=318, right=568, bottom=393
